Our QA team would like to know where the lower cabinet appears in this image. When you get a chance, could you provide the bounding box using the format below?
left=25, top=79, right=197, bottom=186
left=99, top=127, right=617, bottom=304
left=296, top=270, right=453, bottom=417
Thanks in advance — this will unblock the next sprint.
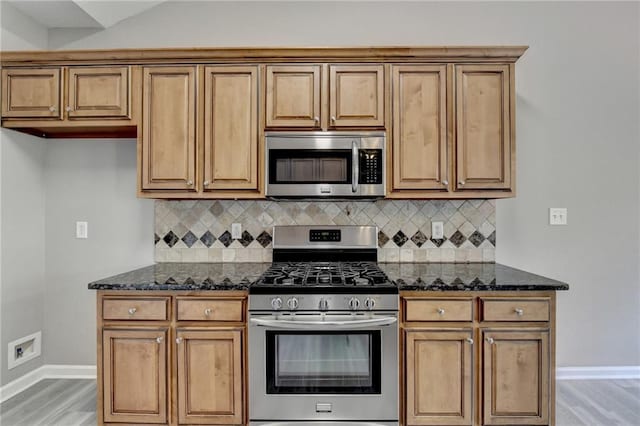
left=102, top=328, right=169, bottom=424
left=176, top=329, right=243, bottom=425
left=97, top=292, right=247, bottom=426
left=402, top=293, right=554, bottom=426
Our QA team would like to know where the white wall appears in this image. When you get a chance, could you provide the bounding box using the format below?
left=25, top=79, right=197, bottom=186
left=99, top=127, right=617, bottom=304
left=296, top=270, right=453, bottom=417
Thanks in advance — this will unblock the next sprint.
left=0, top=2, right=48, bottom=386
left=43, top=140, right=153, bottom=365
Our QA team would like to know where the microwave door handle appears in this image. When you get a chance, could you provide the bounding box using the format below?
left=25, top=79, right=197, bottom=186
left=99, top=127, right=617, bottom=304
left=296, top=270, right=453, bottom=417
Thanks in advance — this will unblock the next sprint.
left=352, top=141, right=359, bottom=193
left=250, top=316, right=397, bottom=330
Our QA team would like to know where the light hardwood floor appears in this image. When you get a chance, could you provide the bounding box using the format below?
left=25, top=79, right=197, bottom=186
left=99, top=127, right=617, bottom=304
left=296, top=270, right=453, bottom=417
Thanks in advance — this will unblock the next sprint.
left=1, top=378, right=638, bottom=425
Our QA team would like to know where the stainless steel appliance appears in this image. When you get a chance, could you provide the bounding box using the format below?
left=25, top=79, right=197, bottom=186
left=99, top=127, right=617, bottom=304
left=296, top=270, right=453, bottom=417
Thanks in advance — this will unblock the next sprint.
left=249, top=226, right=398, bottom=426
left=265, top=132, right=385, bottom=198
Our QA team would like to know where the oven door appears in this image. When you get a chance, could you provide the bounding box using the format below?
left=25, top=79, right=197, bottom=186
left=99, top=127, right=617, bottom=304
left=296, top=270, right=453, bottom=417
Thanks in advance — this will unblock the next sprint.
left=265, top=133, right=385, bottom=198
left=249, top=313, right=398, bottom=423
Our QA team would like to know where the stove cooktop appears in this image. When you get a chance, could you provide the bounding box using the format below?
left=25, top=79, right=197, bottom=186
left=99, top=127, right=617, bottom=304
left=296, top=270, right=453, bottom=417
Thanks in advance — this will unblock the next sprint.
left=251, top=261, right=398, bottom=294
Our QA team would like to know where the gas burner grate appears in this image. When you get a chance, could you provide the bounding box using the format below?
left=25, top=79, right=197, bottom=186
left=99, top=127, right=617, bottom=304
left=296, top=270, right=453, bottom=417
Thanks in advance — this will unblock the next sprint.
left=256, top=261, right=391, bottom=287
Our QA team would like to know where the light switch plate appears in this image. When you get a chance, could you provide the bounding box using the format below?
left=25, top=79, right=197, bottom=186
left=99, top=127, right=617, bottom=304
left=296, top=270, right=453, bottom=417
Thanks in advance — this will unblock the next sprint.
left=231, top=223, right=242, bottom=239
left=76, top=221, right=88, bottom=238
left=431, top=221, right=444, bottom=239
left=549, top=208, right=567, bottom=225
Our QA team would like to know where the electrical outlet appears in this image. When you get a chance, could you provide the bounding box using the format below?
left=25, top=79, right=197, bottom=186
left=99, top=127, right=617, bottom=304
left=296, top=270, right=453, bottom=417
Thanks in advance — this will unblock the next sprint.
left=431, top=221, right=444, bottom=239
left=76, top=221, right=88, bottom=239
left=549, top=208, right=567, bottom=225
left=231, top=223, right=242, bottom=239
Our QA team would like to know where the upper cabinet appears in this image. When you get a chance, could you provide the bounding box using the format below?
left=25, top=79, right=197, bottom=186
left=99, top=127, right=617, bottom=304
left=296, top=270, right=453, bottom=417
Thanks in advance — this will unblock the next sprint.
left=1, top=68, right=62, bottom=119
left=67, top=66, right=130, bottom=119
left=455, top=64, right=512, bottom=191
left=265, top=63, right=386, bottom=130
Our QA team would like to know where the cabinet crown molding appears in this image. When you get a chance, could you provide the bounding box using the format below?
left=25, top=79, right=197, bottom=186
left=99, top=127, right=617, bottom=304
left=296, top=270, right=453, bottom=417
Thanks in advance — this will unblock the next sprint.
left=0, top=45, right=528, bottom=66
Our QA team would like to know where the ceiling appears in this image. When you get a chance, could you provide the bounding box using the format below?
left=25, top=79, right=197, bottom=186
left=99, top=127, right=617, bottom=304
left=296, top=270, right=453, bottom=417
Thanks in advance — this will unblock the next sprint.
left=6, top=0, right=166, bottom=29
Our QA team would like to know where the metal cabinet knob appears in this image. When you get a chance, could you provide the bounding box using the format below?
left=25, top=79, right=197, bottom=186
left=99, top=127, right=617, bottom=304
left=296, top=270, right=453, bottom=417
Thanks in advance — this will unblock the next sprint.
left=458, top=181, right=465, bottom=186
left=466, top=337, right=474, bottom=344
left=514, top=308, right=524, bottom=316
left=187, top=180, right=193, bottom=186
left=128, top=308, right=137, bottom=315
left=486, top=337, right=495, bottom=344
left=156, top=336, right=163, bottom=344
left=314, top=116, right=319, bottom=124
left=437, top=308, right=445, bottom=315
left=204, top=308, right=213, bottom=317
left=330, top=116, right=336, bottom=124
left=442, top=180, right=449, bottom=186
left=65, top=106, right=72, bottom=112
left=203, top=180, right=210, bottom=186
left=49, top=106, right=56, bottom=112
left=176, top=337, right=183, bottom=344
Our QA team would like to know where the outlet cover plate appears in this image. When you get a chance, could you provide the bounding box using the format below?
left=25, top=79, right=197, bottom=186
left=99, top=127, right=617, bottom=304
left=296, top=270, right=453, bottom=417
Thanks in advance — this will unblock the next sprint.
left=549, top=208, right=568, bottom=225
left=431, top=221, right=444, bottom=239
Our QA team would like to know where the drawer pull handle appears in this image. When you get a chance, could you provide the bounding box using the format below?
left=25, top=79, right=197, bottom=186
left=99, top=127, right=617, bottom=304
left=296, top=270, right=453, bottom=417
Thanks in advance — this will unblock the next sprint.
left=466, top=337, right=474, bottom=344
left=176, top=337, right=183, bottom=344
left=486, top=337, right=495, bottom=344
left=437, top=308, right=445, bottom=315
left=128, top=308, right=137, bottom=315
left=204, top=308, right=213, bottom=317
left=156, top=336, right=163, bottom=344
left=514, top=308, right=524, bottom=316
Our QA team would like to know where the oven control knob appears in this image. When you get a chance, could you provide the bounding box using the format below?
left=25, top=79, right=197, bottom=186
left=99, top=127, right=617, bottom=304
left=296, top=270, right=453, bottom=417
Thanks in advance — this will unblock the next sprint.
left=348, top=297, right=361, bottom=311
left=319, top=298, right=329, bottom=311
left=287, top=297, right=299, bottom=310
left=364, top=298, right=376, bottom=310
left=271, top=297, right=283, bottom=311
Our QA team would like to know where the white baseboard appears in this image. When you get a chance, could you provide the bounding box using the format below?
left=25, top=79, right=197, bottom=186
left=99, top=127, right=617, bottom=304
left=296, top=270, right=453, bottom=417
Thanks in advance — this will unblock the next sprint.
left=0, top=364, right=96, bottom=403
left=557, top=366, right=640, bottom=380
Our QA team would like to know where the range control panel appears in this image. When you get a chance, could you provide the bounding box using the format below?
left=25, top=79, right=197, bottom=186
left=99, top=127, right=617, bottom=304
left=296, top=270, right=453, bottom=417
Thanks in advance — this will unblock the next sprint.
left=309, top=229, right=341, bottom=242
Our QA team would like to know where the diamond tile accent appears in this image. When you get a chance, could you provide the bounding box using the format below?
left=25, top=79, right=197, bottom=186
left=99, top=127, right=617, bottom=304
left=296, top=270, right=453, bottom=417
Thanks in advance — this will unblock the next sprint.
left=181, top=231, right=198, bottom=248
left=378, top=230, right=390, bottom=247
left=200, top=231, right=216, bottom=248
left=154, top=233, right=160, bottom=245
left=468, top=231, right=486, bottom=247
left=410, top=230, right=428, bottom=248
left=488, top=230, right=496, bottom=246
left=449, top=230, right=467, bottom=247
left=430, top=237, right=447, bottom=248
left=218, top=230, right=233, bottom=247
left=256, top=231, right=272, bottom=248
left=239, top=230, right=254, bottom=248
left=163, top=231, right=179, bottom=248
left=392, top=230, right=408, bottom=247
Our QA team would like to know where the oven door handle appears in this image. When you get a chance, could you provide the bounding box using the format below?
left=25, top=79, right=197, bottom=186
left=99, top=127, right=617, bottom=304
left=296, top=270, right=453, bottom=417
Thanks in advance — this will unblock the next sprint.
left=250, top=316, right=397, bottom=329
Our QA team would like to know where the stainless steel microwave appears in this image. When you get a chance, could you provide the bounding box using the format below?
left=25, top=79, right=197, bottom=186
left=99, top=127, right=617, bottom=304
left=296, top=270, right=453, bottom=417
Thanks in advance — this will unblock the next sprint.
left=265, top=132, right=386, bottom=198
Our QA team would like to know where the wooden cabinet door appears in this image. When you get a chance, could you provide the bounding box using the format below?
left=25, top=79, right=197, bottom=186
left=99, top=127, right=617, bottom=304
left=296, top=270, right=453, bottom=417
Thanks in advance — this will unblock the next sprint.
left=329, top=64, right=385, bottom=127
left=67, top=66, right=130, bottom=119
left=102, top=328, right=168, bottom=424
left=266, top=65, right=320, bottom=128
left=392, top=65, right=448, bottom=191
left=1, top=68, right=61, bottom=118
left=176, top=329, right=243, bottom=425
left=142, top=66, right=197, bottom=191
left=203, top=66, right=259, bottom=191
left=405, top=329, right=473, bottom=425
left=455, top=64, right=512, bottom=190
left=482, top=329, right=550, bottom=425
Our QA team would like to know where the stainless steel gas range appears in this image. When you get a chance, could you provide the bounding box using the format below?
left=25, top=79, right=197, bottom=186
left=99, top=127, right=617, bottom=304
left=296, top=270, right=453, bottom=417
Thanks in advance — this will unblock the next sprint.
left=249, top=226, right=399, bottom=426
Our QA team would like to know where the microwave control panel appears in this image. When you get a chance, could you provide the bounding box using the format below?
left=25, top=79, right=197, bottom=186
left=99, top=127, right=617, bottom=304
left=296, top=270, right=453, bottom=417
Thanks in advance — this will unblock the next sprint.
left=359, top=149, right=383, bottom=184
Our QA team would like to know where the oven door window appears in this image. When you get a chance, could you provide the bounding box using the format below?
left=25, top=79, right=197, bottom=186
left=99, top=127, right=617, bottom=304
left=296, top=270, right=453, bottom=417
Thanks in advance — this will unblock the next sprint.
left=268, top=150, right=352, bottom=184
left=265, top=330, right=381, bottom=394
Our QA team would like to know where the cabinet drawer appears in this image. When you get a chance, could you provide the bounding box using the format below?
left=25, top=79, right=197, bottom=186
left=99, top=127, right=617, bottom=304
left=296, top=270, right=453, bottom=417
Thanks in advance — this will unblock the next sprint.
left=177, top=298, right=244, bottom=322
left=481, top=298, right=550, bottom=322
left=404, top=298, right=473, bottom=322
left=102, top=297, right=169, bottom=321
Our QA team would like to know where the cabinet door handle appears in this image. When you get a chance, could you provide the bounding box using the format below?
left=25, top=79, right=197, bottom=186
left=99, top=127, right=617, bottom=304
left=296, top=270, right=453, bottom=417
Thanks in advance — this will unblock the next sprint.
left=204, top=308, right=213, bottom=317
left=156, top=336, right=163, bottom=344
left=128, top=308, right=137, bottom=315
left=486, top=337, right=495, bottom=344
left=466, top=337, right=474, bottom=344
left=514, top=308, right=524, bottom=316
left=176, top=337, right=183, bottom=344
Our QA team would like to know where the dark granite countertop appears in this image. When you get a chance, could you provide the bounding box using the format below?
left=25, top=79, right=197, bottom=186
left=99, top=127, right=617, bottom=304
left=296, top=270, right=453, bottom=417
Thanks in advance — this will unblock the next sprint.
left=380, top=262, right=569, bottom=291
left=88, top=263, right=271, bottom=291
left=88, top=262, right=568, bottom=292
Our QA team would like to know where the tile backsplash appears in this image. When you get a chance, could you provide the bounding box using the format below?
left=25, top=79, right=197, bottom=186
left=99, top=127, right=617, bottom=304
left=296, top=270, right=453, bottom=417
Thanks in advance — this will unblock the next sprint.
left=155, top=199, right=495, bottom=263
